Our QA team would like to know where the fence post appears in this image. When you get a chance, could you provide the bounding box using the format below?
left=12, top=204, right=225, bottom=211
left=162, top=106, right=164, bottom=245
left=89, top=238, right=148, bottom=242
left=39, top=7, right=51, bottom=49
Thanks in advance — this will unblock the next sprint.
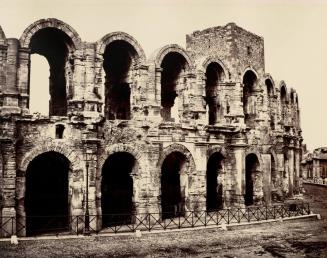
left=148, top=214, right=151, bottom=231
left=192, top=211, right=194, bottom=227
left=227, top=208, right=230, bottom=224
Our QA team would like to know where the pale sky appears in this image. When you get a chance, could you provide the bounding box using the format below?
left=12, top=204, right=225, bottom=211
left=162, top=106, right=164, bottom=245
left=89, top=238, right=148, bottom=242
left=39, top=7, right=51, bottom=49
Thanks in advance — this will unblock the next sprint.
left=1, top=0, right=327, bottom=151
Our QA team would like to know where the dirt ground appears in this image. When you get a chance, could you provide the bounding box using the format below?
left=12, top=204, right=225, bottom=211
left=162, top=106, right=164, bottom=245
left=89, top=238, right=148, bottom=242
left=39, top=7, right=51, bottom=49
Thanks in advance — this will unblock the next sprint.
left=0, top=184, right=326, bottom=258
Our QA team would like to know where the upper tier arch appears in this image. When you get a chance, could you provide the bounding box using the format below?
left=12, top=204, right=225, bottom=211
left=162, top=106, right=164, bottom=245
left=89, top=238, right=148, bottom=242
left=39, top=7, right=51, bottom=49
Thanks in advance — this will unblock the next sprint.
left=151, top=44, right=194, bottom=69
left=96, top=31, right=146, bottom=64
left=19, top=18, right=81, bottom=49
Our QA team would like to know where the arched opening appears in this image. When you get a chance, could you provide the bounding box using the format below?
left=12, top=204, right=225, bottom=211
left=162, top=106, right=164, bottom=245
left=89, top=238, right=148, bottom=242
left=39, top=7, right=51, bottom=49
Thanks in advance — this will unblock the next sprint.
left=205, top=62, right=225, bottom=125
left=160, top=52, right=187, bottom=122
left=101, top=152, right=135, bottom=227
left=265, top=79, right=275, bottom=129
left=29, top=28, right=74, bottom=116
left=280, top=86, right=287, bottom=121
left=243, top=70, right=258, bottom=128
left=161, top=152, right=186, bottom=219
left=245, top=153, right=260, bottom=206
left=25, top=151, right=70, bottom=236
left=30, top=55, right=50, bottom=115
left=206, top=152, right=224, bottom=211
left=103, top=41, right=137, bottom=120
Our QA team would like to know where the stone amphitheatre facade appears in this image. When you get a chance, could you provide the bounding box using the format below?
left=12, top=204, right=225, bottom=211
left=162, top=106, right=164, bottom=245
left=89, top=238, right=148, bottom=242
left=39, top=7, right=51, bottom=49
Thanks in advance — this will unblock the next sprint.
left=0, top=18, right=302, bottom=236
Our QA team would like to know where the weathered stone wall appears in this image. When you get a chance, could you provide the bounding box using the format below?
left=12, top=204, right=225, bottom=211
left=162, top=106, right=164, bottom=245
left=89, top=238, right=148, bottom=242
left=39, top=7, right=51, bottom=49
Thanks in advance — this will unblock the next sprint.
left=0, top=19, right=302, bottom=235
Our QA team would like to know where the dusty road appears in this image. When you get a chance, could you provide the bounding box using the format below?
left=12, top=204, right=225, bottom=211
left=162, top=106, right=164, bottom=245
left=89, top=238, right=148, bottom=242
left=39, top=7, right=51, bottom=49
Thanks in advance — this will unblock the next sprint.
left=0, top=184, right=326, bottom=258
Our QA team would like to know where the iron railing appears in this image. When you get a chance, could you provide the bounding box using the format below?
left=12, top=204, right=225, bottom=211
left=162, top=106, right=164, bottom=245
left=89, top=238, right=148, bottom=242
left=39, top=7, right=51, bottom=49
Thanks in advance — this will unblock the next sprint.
left=0, top=202, right=311, bottom=238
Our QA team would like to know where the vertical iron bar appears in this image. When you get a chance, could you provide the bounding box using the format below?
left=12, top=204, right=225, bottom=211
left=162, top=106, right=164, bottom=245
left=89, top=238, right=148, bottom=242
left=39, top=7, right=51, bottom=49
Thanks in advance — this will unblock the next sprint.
left=227, top=209, right=230, bottom=224
left=84, top=161, right=90, bottom=236
left=192, top=211, right=194, bottom=227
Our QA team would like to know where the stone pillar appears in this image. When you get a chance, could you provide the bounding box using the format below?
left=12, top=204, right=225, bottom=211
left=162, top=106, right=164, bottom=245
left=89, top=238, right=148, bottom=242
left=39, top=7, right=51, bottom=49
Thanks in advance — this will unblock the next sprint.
left=294, top=147, right=300, bottom=193
left=17, top=48, right=30, bottom=115
left=81, top=43, right=102, bottom=119
left=230, top=136, right=246, bottom=206
left=193, top=71, right=207, bottom=124
left=276, top=152, right=285, bottom=199
left=262, top=154, right=271, bottom=204
left=0, top=42, right=8, bottom=109
left=234, top=82, right=245, bottom=124
left=1, top=39, right=20, bottom=114
left=1, top=140, right=17, bottom=237
left=67, top=48, right=85, bottom=117
left=82, top=137, right=99, bottom=231
left=288, top=147, right=294, bottom=197
left=146, top=144, right=161, bottom=215
left=188, top=144, right=206, bottom=212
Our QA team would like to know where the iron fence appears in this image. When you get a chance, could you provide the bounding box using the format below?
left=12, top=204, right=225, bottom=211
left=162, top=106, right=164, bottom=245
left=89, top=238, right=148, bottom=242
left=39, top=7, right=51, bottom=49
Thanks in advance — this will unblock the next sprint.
left=0, top=202, right=311, bottom=238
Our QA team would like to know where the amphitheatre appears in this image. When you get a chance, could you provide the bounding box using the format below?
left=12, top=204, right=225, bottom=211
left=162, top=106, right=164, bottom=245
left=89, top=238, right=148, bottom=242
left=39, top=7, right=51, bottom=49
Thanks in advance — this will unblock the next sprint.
left=0, top=18, right=303, bottom=236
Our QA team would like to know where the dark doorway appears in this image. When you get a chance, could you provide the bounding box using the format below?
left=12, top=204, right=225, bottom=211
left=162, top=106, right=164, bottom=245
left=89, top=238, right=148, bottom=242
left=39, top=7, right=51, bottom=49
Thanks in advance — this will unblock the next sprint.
left=205, top=62, right=225, bottom=125
left=161, top=152, right=186, bottom=219
left=101, top=152, right=135, bottom=227
left=160, top=52, right=187, bottom=121
left=245, top=154, right=259, bottom=206
left=206, top=153, right=224, bottom=211
left=25, top=151, right=69, bottom=236
left=103, top=41, right=137, bottom=120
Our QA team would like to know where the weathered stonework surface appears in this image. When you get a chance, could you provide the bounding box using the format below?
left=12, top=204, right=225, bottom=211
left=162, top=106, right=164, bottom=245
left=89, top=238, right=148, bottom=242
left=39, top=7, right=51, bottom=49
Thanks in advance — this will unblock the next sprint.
left=0, top=19, right=302, bottom=236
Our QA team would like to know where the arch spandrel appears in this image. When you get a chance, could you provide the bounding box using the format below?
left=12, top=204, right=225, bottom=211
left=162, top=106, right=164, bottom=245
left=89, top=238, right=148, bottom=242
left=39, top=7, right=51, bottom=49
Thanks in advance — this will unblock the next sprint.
left=19, top=18, right=81, bottom=49
left=96, top=32, right=146, bottom=64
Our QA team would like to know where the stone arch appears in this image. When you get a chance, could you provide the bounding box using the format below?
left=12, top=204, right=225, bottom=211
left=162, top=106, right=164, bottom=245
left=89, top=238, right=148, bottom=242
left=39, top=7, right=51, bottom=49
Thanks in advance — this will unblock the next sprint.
left=241, top=67, right=259, bottom=86
left=158, top=143, right=195, bottom=218
left=19, top=143, right=82, bottom=172
left=198, top=56, right=228, bottom=80
left=206, top=146, right=225, bottom=211
left=157, top=143, right=196, bottom=173
left=279, top=81, right=289, bottom=102
left=19, top=18, right=81, bottom=49
left=242, top=68, right=259, bottom=128
left=99, top=143, right=143, bottom=173
left=0, top=26, right=7, bottom=45
left=98, top=143, right=143, bottom=226
left=245, top=147, right=263, bottom=168
left=154, top=44, right=194, bottom=69
left=17, top=146, right=80, bottom=236
left=154, top=45, right=194, bottom=122
left=97, top=32, right=146, bottom=64
left=244, top=151, right=263, bottom=205
left=207, top=145, right=227, bottom=160
left=264, top=73, right=275, bottom=96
